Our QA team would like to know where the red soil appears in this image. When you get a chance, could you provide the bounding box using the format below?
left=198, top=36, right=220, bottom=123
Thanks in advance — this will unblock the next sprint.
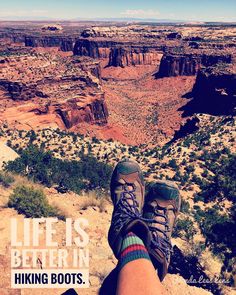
left=100, top=65, right=196, bottom=146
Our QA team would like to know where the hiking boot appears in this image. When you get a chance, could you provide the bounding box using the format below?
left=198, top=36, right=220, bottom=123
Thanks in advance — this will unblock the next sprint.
left=143, top=180, right=181, bottom=281
left=108, top=158, right=150, bottom=258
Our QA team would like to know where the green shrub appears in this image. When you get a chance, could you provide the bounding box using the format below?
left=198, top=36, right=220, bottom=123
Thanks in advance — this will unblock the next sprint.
left=0, top=171, right=14, bottom=188
left=8, top=185, right=62, bottom=219
left=172, top=171, right=182, bottom=181
left=92, top=137, right=100, bottom=144
left=196, top=153, right=236, bottom=202
left=193, top=193, right=204, bottom=202
left=181, top=199, right=190, bottom=213
left=185, top=165, right=195, bottom=174
left=173, top=217, right=197, bottom=241
left=168, top=159, right=178, bottom=169
left=6, top=145, right=112, bottom=194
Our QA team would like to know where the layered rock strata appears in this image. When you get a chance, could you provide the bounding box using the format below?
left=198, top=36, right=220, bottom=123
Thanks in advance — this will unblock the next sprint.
left=25, top=36, right=75, bottom=52
left=73, top=38, right=163, bottom=67
left=157, top=52, right=232, bottom=77
left=0, top=54, right=108, bottom=128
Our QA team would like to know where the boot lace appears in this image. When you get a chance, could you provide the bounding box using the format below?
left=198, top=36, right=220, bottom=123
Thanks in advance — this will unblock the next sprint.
left=112, top=183, right=142, bottom=230
left=148, top=205, right=173, bottom=259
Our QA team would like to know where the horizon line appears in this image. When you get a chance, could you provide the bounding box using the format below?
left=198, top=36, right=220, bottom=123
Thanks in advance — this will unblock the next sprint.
left=0, top=17, right=236, bottom=24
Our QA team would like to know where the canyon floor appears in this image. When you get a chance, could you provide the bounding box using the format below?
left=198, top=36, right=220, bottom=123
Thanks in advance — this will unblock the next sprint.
left=102, top=64, right=195, bottom=145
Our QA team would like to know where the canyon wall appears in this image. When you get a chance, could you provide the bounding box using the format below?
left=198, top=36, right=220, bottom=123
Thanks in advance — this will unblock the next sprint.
left=73, top=39, right=100, bottom=58
left=73, top=39, right=120, bottom=59
left=73, top=38, right=163, bottom=67
left=54, top=97, right=108, bottom=128
left=157, top=52, right=232, bottom=77
left=0, top=78, right=108, bottom=128
left=25, top=36, right=75, bottom=52
left=108, top=47, right=162, bottom=67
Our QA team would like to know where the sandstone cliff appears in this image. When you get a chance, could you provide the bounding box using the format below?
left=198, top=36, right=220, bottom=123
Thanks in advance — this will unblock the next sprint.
left=73, top=39, right=128, bottom=59
left=73, top=39, right=101, bottom=58
left=108, top=47, right=162, bottom=67
left=55, top=97, right=108, bottom=128
left=73, top=39, right=163, bottom=67
left=25, top=36, right=75, bottom=51
left=157, top=52, right=232, bottom=77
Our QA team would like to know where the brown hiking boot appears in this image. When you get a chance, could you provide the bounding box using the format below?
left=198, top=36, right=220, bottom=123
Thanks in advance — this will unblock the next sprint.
left=108, top=158, right=150, bottom=258
left=143, top=180, right=181, bottom=281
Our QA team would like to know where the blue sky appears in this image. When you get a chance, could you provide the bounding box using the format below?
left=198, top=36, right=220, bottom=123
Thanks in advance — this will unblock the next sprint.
left=0, top=0, right=236, bottom=21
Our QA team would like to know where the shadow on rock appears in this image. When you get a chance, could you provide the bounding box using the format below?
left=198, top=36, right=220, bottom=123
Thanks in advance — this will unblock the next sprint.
left=168, top=116, right=200, bottom=144
left=179, top=65, right=236, bottom=117
left=169, top=246, right=222, bottom=295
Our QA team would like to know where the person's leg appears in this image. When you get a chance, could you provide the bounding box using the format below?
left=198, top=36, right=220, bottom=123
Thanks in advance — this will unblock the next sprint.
left=116, top=232, right=165, bottom=295
left=117, top=260, right=165, bottom=295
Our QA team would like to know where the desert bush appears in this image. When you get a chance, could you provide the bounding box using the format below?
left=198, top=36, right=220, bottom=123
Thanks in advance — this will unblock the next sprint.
left=173, top=217, right=197, bottom=242
left=92, top=137, right=100, bottom=144
left=196, top=152, right=236, bottom=202
left=6, top=145, right=112, bottom=194
left=168, top=159, right=178, bottom=169
left=193, top=193, right=204, bottom=202
left=0, top=171, right=14, bottom=188
left=8, top=185, right=62, bottom=219
left=78, top=192, right=107, bottom=213
left=185, top=165, right=195, bottom=174
left=191, top=174, right=204, bottom=186
left=172, top=170, right=182, bottom=181
left=26, top=130, right=37, bottom=143
left=185, top=241, right=206, bottom=258
left=194, top=207, right=233, bottom=250
left=6, top=140, right=12, bottom=147
left=179, top=172, right=190, bottom=186
left=181, top=199, right=190, bottom=213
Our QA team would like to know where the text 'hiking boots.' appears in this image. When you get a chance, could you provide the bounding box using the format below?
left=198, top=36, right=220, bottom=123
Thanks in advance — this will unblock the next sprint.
left=143, top=180, right=181, bottom=281
left=108, top=158, right=151, bottom=258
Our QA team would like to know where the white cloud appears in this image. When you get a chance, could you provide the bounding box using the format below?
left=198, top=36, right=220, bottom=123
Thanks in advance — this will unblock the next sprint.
left=121, top=9, right=160, bottom=18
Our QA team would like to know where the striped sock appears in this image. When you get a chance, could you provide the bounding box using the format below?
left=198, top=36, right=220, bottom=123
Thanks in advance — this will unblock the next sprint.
left=118, top=232, right=151, bottom=270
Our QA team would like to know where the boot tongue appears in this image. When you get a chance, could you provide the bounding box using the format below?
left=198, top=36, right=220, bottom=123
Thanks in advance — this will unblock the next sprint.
left=151, top=181, right=179, bottom=201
